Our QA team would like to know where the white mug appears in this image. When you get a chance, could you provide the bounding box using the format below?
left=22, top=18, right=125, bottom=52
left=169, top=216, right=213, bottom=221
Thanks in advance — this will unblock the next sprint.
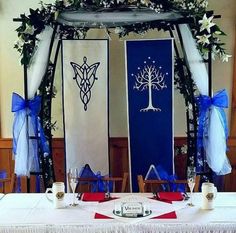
left=201, top=182, right=217, bottom=210
left=45, top=182, right=65, bottom=209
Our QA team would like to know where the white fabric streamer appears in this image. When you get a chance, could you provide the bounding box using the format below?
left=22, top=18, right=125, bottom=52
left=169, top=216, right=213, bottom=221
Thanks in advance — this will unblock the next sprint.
left=13, top=110, right=28, bottom=176
left=179, top=24, right=231, bottom=175
left=13, top=26, right=53, bottom=176
left=27, top=26, right=54, bottom=99
left=205, top=107, right=231, bottom=174
left=178, top=24, right=208, bottom=95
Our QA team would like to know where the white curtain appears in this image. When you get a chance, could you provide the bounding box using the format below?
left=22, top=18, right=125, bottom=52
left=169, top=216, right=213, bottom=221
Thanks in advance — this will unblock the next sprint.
left=13, top=26, right=54, bottom=176
left=27, top=26, right=54, bottom=99
left=179, top=24, right=231, bottom=175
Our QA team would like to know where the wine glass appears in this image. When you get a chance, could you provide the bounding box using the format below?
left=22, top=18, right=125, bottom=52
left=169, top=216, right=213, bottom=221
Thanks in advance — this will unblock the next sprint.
left=68, top=168, right=79, bottom=206
left=187, top=166, right=196, bottom=207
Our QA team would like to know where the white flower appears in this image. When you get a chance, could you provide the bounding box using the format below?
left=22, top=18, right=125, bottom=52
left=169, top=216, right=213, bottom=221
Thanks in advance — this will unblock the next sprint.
left=181, top=144, right=188, bottom=154
left=196, top=34, right=211, bottom=45
left=76, top=29, right=84, bottom=38
left=114, top=26, right=125, bottom=34
left=187, top=2, right=195, bottom=10
left=188, top=103, right=192, bottom=110
left=211, top=45, right=219, bottom=60
left=141, top=0, right=150, bottom=6
left=63, top=0, right=72, bottom=7
left=200, top=0, right=208, bottom=8
left=221, top=53, right=232, bottom=62
left=23, top=24, right=36, bottom=35
left=201, top=48, right=208, bottom=60
left=117, top=0, right=125, bottom=3
left=14, top=36, right=25, bottom=48
left=199, top=14, right=215, bottom=33
left=214, top=31, right=222, bottom=35
left=54, top=11, right=59, bottom=20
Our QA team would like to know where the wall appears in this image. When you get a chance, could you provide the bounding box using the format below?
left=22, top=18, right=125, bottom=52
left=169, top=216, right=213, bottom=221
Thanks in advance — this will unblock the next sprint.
left=209, top=0, right=236, bottom=130
left=0, top=1, right=235, bottom=138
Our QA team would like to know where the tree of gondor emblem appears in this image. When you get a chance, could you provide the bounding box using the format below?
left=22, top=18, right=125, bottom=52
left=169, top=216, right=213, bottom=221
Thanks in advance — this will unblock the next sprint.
left=132, top=57, right=168, bottom=112
left=70, top=57, right=100, bottom=111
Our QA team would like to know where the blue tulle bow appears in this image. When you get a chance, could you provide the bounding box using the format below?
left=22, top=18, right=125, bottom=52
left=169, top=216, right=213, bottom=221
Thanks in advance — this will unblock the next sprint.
left=146, top=165, right=185, bottom=192
left=196, top=89, right=228, bottom=148
left=79, top=164, right=113, bottom=192
left=0, top=170, right=6, bottom=188
left=11, top=92, right=49, bottom=156
left=156, top=165, right=185, bottom=192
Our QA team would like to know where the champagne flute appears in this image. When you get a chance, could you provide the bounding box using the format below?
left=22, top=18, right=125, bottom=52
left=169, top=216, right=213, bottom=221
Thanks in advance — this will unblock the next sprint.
left=187, top=166, right=196, bottom=207
left=68, top=168, right=79, bottom=206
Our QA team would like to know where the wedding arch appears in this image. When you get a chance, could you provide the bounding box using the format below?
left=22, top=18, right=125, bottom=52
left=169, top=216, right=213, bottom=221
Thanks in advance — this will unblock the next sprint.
left=12, top=0, right=231, bottom=189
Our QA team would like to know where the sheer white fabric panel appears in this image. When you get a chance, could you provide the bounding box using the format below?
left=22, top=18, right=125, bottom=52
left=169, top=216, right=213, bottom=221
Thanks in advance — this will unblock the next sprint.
left=13, top=110, right=28, bottom=176
left=179, top=24, right=231, bottom=175
left=14, top=26, right=53, bottom=176
left=27, top=26, right=53, bottom=99
left=178, top=24, right=208, bottom=95
left=205, top=107, right=231, bottom=174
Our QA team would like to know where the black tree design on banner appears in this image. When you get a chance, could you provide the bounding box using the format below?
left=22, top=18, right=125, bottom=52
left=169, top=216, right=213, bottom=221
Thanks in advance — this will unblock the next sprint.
left=70, top=57, right=100, bottom=111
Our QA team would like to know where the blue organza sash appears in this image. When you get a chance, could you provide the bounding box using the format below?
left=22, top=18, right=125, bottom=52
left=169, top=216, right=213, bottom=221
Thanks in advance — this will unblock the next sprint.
left=196, top=89, right=228, bottom=148
left=12, top=92, right=49, bottom=176
left=146, top=165, right=185, bottom=192
left=79, top=164, right=112, bottom=192
left=196, top=89, right=231, bottom=175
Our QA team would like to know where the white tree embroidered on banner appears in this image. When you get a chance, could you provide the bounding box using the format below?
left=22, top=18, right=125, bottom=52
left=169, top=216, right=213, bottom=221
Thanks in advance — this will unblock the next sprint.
left=132, top=57, right=168, bottom=112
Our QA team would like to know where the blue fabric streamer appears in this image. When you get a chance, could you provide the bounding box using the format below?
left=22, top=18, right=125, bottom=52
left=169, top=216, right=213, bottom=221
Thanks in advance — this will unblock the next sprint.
left=12, top=92, right=49, bottom=156
left=146, top=165, right=185, bottom=192
left=0, top=170, right=6, bottom=188
left=79, top=164, right=113, bottom=192
left=196, top=89, right=228, bottom=149
left=156, top=165, right=185, bottom=192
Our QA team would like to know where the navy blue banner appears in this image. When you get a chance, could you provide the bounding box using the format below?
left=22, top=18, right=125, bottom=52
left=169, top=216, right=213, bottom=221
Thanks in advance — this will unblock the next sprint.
left=125, top=39, right=173, bottom=191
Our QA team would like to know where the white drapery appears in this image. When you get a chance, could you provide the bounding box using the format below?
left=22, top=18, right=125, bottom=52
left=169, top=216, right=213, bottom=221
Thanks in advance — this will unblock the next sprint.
left=27, top=26, right=54, bottom=99
left=13, top=26, right=53, bottom=176
left=179, top=24, right=231, bottom=175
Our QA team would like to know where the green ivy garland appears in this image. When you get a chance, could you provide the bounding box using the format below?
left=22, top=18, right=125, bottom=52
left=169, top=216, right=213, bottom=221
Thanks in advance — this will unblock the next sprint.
left=14, top=0, right=230, bottom=66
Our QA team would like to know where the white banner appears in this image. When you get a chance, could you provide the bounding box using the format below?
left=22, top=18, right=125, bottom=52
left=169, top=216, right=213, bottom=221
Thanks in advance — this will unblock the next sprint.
left=62, top=40, right=109, bottom=178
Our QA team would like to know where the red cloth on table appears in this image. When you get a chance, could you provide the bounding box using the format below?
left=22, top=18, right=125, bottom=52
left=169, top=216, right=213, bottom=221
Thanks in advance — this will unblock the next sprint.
left=94, top=193, right=183, bottom=219
left=94, top=213, right=113, bottom=219
left=157, top=192, right=184, bottom=202
left=81, top=192, right=105, bottom=202
left=152, top=211, right=177, bottom=219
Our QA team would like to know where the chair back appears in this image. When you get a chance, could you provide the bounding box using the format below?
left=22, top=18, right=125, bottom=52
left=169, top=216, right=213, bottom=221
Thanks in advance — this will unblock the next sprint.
left=102, top=172, right=129, bottom=193
left=0, top=178, right=11, bottom=193
left=75, top=172, right=129, bottom=193
left=137, top=175, right=200, bottom=193
left=9, top=173, right=43, bottom=193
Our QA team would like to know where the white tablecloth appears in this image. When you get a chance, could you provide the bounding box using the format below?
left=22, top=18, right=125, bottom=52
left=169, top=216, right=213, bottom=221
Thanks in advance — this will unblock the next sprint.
left=0, top=193, right=236, bottom=233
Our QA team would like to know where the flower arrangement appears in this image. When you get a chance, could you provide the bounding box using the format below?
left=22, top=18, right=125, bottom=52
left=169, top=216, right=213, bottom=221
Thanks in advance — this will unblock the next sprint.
left=175, top=143, right=188, bottom=156
left=14, top=0, right=230, bottom=66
